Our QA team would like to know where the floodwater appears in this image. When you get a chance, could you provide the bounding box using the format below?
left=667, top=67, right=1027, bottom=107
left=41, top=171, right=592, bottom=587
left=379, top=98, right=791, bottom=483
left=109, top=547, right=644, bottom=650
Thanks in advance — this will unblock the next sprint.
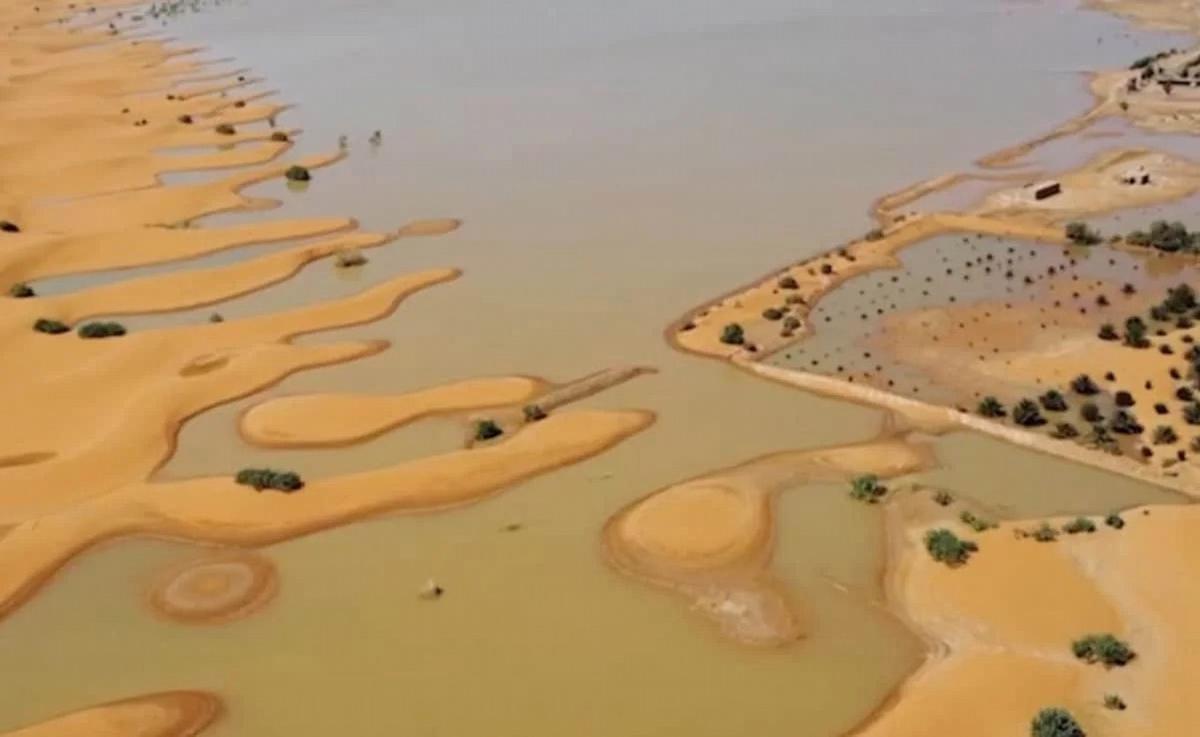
left=3, top=1, right=1196, bottom=736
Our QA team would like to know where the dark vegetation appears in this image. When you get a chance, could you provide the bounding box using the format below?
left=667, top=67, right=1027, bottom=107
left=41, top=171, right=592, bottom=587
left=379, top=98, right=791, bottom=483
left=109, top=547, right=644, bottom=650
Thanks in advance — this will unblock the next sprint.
left=8, top=282, right=34, bottom=298
left=1071, top=633, right=1136, bottom=667
left=235, top=468, right=304, bottom=492
left=33, top=318, right=68, bottom=334
left=923, top=528, right=977, bottom=566
left=77, top=321, right=126, bottom=339
left=849, top=474, right=887, bottom=503
left=1031, top=707, right=1086, bottom=737
left=474, top=420, right=504, bottom=441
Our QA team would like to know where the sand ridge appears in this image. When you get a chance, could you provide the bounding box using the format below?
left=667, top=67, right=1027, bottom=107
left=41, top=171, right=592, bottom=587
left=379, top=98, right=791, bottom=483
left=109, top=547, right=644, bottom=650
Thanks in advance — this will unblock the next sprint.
left=0, top=691, right=220, bottom=737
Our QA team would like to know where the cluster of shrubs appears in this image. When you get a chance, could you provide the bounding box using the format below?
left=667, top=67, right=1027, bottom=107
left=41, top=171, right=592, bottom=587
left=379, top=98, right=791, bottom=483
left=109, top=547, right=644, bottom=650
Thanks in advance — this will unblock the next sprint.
left=77, top=321, right=126, bottom=339
left=849, top=474, right=887, bottom=503
left=923, top=528, right=977, bottom=566
left=1065, top=222, right=1102, bottom=246
left=1071, top=633, right=1136, bottom=667
left=1125, top=220, right=1200, bottom=252
left=235, top=468, right=304, bottom=492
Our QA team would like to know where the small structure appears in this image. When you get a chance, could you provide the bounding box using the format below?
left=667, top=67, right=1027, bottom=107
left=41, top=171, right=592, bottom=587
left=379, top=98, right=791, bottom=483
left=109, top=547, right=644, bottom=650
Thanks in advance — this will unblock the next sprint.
left=1032, top=180, right=1061, bottom=201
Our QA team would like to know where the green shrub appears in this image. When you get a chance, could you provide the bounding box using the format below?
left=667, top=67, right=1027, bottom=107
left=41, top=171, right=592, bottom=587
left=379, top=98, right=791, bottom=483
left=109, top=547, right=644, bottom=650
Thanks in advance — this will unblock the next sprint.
left=1105, top=513, right=1125, bottom=529
left=932, top=490, right=954, bottom=506
left=977, top=396, right=1006, bottom=418
left=1072, top=633, right=1136, bottom=667
left=33, top=318, right=68, bottom=334
left=1153, top=425, right=1178, bottom=445
left=1123, top=316, right=1149, bottom=348
left=1031, top=707, right=1086, bottom=737
left=1065, top=222, right=1102, bottom=246
left=77, top=321, right=126, bottom=339
left=1039, top=390, right=1068, bottom=412
left=475, top=419, right=504, bottom=441
left=234, top=468, right=304, bottom=492
left=924, top=528, right=977, bottom=566
left=1165, top=284, right=1197, bottom=313
left=849, top=474, right=887, bottom=503
left=1126, top=220, right=1200, bottom=252
left=284, top=165, right=311, bottom=182
left=522, top=404, right=547, bottom=422
left=1032, top=523, right=1060, bottom=542
left=719, top=323, right=745, bottom=345
left=1071, top=374, right=1099, bottom=395
left=1063, top=517, right=1096, bottom=534
left=1013, top=399, right=1046, bottom=427
left=960, top=511, right=995, bottom=532
left=1097, top=323, right=1119, bottom=341
left=8, top=282, right=34, bottom=298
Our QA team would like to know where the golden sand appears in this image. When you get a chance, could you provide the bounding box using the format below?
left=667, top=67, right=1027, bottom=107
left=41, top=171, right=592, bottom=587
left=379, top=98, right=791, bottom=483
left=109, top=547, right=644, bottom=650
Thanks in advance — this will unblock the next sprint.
left=603, top=438, right=934, bottom=646
left=0, top=691, right=219, bottom=737
left=0, top=0, right=652, bottom=637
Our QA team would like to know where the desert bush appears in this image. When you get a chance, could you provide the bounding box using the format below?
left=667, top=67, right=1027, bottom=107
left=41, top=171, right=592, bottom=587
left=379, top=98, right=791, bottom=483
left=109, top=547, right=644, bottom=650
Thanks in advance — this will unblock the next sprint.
left=1114, top=390, right=1135, bottom=408
left=1032, top=523, right=1059, bottom=542
left=1097, top=323, right=1119, bottom=341
left=864, top=228, right=884, bottom=242
left=762, top=307, right=783, bottom=321
left=977, top=396, right=1006, bottom=418
left=1126, top=220, right=1200, bottom=252
left=720, top=323, right=745, bottom=345
left=1072, top=633, right=1136, bottom=667
left=1063, top=517, right=1096, bottom=534
left=0, top=220, right=20, bottom=233
left=33, top=318, right=68, bottom=334
left=1080, top=402, right=1103, bottom=423
left=1185, top=402, right=1200, bottom=425
left=932, top=490, right=954, bottom=506
left=1153, top=425, right=1178, bottom=444
left=1013, top=398, right=1046, bottom=427
left=1071, top=374, right=1100, bottom=395
left=270, top=131, right=290, bottom=142
left=1065, top=222, right=1102, bottom=246
left=215, top=123, right=236, bottom=135
left=1109, top=410, right=1144, bottom=435
left=923, top=528, right=977, bottom=566
left=1030, top=707, right=1086, bottom=737
left=8, top=282, right=34, bottom=298
left=234, top=468, right=304, bottom=492
left=960, top=511, right=995, bottom=532
left=1165, top=283, right=1197, bottom=313
left=1103, top=694, right=1126, bottom=711
left=1123, top=316, right=1149, bottom=348
left=1105, top=513, right=1125, bottom=529
left=284, top=165, right=311, bottom=182
left=335, top=249, right=368, bottom=268
left=522, top=404, right=547, bottom=422
left=783, top=316, right=801, bottom=331
left=77, top=321, right=126, bottom=339
left=849, top=474, right=887, bottom=503
left=474, top=420, right=504, bottom=441
left=777, top=275, right=798, bottom=289
left=1051, top=422, right=1079, bottom=439
left=1039, top=390, right=1068, bottom=412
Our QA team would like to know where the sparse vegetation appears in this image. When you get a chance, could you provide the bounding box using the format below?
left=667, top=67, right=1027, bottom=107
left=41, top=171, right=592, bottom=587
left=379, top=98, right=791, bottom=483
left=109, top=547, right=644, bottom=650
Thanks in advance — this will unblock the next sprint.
left=33, top=318, right=68, bottom=334
left=1123, top=316, right=1149, bottom=348
left=1072, top=633, right=1136, bottom=667
left=77, top=321, right=126, bottom=339
left=1153, top=425, right=1179, bottom=445
left=1097, top=323, right=1119, bottom=341
left=720, top=323, right=745, bottom=345
left=522, top=404, right=547, bottom=422
left=1013, top=399, right=1046, bottom=427
left=978, top=396, right=1006, bottom=418
left=1031, top=707, right=1086, bottom=737
left=1039, top=390, right=1068, bottom=412
left=1032, top=523, right=1059, bottom=543
left=474, top=420, right=504, bottom=441
left=1080, top=402, right=1103, bottom=423
left=1185, top=402, right=1200, bottom=425
left=960, top=511, right=995, bottom=532
left=1051, top=422, right=1079, bottom=439
left=1071, top=374, right=1100, bottom=395
left=1110, top=410, right=1144, bottom=435
left=762, top=307, right=783, bottom=321
left=1105, top=513, right=1125, bottom=530
left=777, top=275, right=798, bottom=289
left=932, top=490, right=954, bottom=506
left=284, top=165, right=311, bottom=182
left=1065, top=222, right=1102, bottom=246
left=923, top=528, right=977, bottom=567
left=1126, top=220, right=1200, bottom=253
left=1063, top=517, right=1096, bottom=534
left=8, top=282, right=34, bottom=298
left=849, top=474, right=887, bottom=503
left=1103, top=694, right=1127, bottom=711
left=234, top=468, right=304, bottom=492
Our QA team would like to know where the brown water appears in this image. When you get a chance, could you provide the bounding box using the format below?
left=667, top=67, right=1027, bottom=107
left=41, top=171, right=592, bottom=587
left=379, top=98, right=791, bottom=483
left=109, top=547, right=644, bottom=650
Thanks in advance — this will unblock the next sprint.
left=3, top=0, right=1196, bottom=735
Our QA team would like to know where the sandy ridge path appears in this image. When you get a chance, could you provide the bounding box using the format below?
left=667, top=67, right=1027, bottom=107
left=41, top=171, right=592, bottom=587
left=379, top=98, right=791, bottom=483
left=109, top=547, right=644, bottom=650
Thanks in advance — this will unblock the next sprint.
left=0, top=691, right=220, bottom=737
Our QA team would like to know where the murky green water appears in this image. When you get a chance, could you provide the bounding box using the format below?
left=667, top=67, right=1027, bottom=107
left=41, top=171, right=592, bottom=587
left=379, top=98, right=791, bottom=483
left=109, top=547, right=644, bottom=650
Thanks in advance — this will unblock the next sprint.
left=3, top=0, right=1196, bottom=735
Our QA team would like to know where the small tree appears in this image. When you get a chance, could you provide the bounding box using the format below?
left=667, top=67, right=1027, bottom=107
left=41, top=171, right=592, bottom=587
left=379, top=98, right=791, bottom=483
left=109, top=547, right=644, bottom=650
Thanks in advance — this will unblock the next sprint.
left=1097, top=323, right=1119, bottom=341
left=1071, top=374, right=1100, bottom=395
left=1013, top=399, right=1046, bottom=427
left=849, top=474, right=887, bottom=503
left=475, top=420, right=504, bottom=441
left=1039, top=390, right=1068, bottom=412
left=1031, top=707, right=1086, bottom=737
left=719, top=323, right=745, bottom=345
left=1153, top=425, right=1178, bottom=445
left=1065, top=222, right=1102, bottom=246
left=978, top=396, right=1006, bottom=418
left=923, top=528, right=978, bottom=566
left=1123, top=316, right=1149, bottom=348
left=1032, top=523, right=1060, bottom=542
left=1072, top=633, right=1136, bottom=667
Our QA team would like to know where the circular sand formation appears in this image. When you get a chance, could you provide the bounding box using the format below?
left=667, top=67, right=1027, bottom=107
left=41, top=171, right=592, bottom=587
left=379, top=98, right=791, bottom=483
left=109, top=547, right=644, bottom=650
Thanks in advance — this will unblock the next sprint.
left=148, top=551, right=278, bottom=625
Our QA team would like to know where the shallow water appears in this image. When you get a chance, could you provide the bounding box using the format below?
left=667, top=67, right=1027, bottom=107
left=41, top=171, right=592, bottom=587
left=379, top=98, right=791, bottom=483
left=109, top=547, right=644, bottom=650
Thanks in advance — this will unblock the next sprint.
left=5, top=0, right=1197, bottom=735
